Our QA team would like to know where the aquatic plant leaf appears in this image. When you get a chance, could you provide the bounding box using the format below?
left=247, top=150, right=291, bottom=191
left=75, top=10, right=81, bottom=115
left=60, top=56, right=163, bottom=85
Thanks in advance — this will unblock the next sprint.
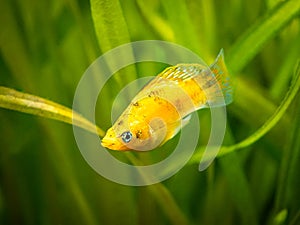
left=190, top=61, right=300, bottom=163
left=227, top=0, right=300, bottom=74
left=90, top=0, right=137, bottom=85
left=0, top=86, right=105, bottom=137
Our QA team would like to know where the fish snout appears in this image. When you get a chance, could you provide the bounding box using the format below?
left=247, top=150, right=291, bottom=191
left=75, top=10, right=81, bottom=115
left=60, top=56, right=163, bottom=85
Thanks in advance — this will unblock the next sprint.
left=101, top=135, right=129, bottom=151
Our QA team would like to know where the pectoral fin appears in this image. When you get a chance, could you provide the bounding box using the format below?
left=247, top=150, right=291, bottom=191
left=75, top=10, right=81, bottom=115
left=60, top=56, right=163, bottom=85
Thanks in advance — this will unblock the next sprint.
left=159, top=114, right=192, bottom=146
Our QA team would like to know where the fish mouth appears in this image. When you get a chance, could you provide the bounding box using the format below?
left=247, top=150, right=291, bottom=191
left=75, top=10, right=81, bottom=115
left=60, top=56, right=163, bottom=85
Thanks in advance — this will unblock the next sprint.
left=101, top=137, right=129, bottom=151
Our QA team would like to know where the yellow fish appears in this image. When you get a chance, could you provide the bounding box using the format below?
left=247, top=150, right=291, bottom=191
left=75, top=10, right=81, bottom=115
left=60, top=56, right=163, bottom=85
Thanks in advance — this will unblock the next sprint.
left=101, top=49, right=233, bottom=151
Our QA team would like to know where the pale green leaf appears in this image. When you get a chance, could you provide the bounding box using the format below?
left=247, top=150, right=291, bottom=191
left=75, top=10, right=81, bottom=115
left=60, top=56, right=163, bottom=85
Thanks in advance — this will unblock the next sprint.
left=0, top=86, right=105, bottom=137
left=227, top=0, right=300, bottom=74
left=190, top=61, right=300, bottom=164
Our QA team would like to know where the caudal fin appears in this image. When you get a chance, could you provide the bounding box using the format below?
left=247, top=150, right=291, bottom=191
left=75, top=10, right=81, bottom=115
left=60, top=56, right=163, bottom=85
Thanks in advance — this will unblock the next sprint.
left=205, top=49, right=233, bottom=107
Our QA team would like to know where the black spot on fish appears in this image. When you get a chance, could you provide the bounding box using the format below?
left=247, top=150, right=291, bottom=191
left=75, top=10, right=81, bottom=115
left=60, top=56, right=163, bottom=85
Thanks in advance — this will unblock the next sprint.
left=136, top=130, right=142, bottom=139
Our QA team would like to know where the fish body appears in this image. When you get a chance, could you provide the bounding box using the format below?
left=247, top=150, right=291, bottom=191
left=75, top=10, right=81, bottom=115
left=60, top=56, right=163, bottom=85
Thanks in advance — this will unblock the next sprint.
left=101, top=49, right=233, bottom=151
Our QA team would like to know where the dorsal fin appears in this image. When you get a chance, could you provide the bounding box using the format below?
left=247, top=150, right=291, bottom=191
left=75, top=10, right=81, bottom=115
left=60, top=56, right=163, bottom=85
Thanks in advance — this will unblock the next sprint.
left=136, top=49, right=233, bottom=108
left=158, top=63, right=207, bottom=81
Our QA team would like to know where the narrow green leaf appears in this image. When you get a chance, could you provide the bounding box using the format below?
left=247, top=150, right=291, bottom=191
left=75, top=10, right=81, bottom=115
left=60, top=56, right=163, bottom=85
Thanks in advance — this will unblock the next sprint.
left=270, top=33, right=300, bottom=98
left=227, top=0, right=300, bottom=74
left=0, top=85, right=190, bottom=225
left=219, top=61, right=300, bottom=156
left=220, top=153, right=258, bottom=225
left=90, top=0, right=137, bottom=87
left=273, top=209, right=288, bottom=225
left=273, top=82, right=300, bottom=224
left=90, top=0, right=131, bottom=52
left=65, top=0, right=98, bottom=62
left=0, top=86, right=105, bottom=137
left=160, top=0, right=201, bottom=54
left=190, top=61, right=300, bottom=164
left=230, top=77, right=283, bottom=133
left=185, top=0, right=217, bottom=58
left=0, top=1, right=35, bottom=91
left=126, top=153, right=190, bottom=225
left=136, top=0, right=175, bottom=41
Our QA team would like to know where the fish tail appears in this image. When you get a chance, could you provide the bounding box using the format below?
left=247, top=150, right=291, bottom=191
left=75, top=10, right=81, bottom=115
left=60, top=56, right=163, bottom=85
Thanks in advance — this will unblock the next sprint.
left=205, top=49, right=233, bottom=107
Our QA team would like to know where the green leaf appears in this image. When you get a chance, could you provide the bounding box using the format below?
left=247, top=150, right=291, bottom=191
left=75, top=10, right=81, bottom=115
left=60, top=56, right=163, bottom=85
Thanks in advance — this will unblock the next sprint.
left=270, top=33, right=300, bottom=98
left=126, top=152, right=191, bottom=225
left=90, top=0, right=137, bottom=86
left=160, top=0, right=201, bottom=53
left=90, top=0, right=131, bottom=52
left=273, top=75, right=300, bottom=225
left=220, top=61, right=300, bottom=156
left=219, top=153, right=258, bottom=225
left=0, top=86, right=105, bottom=137
left=190, top=61, right=300, bottom=163
left=273, top=209, right=288, bottom=225
left=136, top=0, right=174, bottom=41
left=0, top=85, right=190, bottom=225
left=0, top=0, right=35, bottom=90
left=227, top=0, right=300, bottom=74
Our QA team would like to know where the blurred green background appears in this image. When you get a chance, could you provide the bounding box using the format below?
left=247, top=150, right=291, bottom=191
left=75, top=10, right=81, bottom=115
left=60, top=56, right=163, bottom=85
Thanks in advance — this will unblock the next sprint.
left=0, top=0, right=300, bottom=225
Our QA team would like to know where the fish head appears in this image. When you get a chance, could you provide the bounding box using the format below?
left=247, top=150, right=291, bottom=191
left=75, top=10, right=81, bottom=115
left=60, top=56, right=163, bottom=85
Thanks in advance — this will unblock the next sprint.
left=101, top=126, right=129, bottom=150
left=101, top=116, right=167, bottom=151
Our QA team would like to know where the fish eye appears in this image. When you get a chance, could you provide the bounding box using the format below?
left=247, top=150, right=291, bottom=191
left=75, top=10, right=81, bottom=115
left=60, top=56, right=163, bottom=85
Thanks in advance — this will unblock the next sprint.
left=121, top=131, right=132, bottom=143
